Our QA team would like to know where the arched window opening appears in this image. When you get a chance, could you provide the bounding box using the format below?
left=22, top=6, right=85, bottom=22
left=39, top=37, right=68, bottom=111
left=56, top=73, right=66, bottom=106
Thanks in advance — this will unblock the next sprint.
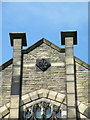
left=23, top=101, right=63, bottom=120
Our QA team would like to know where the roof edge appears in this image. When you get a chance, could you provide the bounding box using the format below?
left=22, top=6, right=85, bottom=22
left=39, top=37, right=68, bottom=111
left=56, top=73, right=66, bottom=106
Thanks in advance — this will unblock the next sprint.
left=23, top=38, right=65, bottom=54
left=0, top=58, right=13, bottom=71
left=74, top=57, right=90, bottom=70
left=0, top=38, right=90, bottom=71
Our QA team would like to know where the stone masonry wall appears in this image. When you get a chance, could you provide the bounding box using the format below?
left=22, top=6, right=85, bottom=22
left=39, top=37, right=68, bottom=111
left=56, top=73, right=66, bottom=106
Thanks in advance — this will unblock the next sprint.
left=75, top=62, right=89, bottom=105
left=22, top=43, right=66, bottom=95
left=0, top=64, right=12, bottom=107
left=1, top=42, right=90, bottom=110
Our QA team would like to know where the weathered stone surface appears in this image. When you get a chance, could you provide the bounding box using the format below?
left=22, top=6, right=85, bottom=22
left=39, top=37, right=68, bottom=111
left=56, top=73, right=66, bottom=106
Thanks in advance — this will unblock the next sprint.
left=67, top=82, right=75, bottom=93
left=56, top=93, right=65, bottom=103
left=65, top=47, right=73, bottom=56
left=22, top=43, right=65, bottom=95
left=65, top=36, right=76, bottom=119
left=10, top=108, right=19, bottom=118
left=21, top=94, right=31, bottom=105
left=76, top=62, right=89, bottom=104
left=48, top=90, right=57, bottom=100
left=65, top=56, right=74, bottom=65
left=10, top=96, right=19, bottom=108
left=65, top=37, right=73, bottom=47
left=68, top=108, right=76, bottom=118
left=0, top=38, right=90, bottom=119
left=0, top=105, right=9, bottom=117
left=0, top=64, right=12, bottom=107
left=29, top=91, right=38, bottom=101
left=37, top=89, right=49, bottom=98
left=78, top=102, right=88, bottom=114
left=66, top=64, right=74, bottom=74
left=67, top=94, right=76, bottom=106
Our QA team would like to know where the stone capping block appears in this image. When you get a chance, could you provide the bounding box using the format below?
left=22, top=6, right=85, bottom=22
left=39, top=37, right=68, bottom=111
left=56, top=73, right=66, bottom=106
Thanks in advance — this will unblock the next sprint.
left=29, top=91, right=39, bottom=101
left=21, top=94, right=31, bottom=105
left=0, top=105, right=9, bottom=117
left=37, top=89, right=49, bottom=98
left=56, top=93, right=65, bottom=103
left=9, top=32, right=27, bottom=46
left=48, top=90, right=58, bottom=100
left=61, top=31, right=77, bottom=45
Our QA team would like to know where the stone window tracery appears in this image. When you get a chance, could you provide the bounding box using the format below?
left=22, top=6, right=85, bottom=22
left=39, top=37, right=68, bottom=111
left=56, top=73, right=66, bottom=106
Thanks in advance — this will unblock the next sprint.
left=23, top=102, right=62, bottom=120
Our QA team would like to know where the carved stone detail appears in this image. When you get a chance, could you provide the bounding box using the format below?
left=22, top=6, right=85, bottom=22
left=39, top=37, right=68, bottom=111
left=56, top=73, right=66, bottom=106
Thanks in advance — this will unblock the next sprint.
left=36, top=59, right=51, bottom=71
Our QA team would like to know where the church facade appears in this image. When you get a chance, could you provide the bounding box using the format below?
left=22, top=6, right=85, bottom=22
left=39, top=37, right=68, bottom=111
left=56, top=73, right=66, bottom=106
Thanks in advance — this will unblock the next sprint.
left=0, top=31, right=90, bottom=120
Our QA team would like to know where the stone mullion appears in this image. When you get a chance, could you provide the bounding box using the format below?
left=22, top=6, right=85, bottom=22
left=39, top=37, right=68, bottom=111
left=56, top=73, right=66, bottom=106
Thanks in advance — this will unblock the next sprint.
left=65, top=37, right=77, bottom=120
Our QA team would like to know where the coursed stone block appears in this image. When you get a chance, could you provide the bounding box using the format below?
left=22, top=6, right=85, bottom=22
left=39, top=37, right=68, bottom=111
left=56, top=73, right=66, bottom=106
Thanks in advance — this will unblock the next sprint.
left=37, top=89, right=49, bottom=98
left=51, top=100, right=61, bottom=107
left=66, top=65, right=74, bottom=74
left=67, top=82, right=75, bottom=93
left=68, top=108, right=76, bottom=118
left=65, top=47, right=73, bottom=56
left=65, top=56, right=74, bottom=65
left=66, top=75, right=74, bottom=82
left=29, top=91, right=38, bottom=101
left=21, top=94, right=31, bottom=105
left=56, top=93, right=65, bottom=103
left=78, top=103, right=88, bottom=114
left=48, top=91, right=57, bottom=100
left=10, top=95, right=19, bottom=108
left=10, top=108, right=19, bottom=118
left=0, top=105, right=9, bottom=117
left=67, top=94, right=75, bottom=106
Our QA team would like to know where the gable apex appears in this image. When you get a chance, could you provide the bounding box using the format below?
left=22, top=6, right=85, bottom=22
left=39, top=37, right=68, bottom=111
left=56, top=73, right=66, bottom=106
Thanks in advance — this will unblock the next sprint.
left=23, top=38, right=65, bottom=54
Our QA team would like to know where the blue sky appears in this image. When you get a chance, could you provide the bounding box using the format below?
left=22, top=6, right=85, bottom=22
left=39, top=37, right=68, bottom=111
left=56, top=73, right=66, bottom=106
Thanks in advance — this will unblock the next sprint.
left=1, top=2, right=88, bottom=64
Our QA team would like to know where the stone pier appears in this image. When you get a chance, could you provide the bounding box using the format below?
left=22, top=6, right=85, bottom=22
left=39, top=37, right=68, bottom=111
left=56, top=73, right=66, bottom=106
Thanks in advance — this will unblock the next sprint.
left=61, top=31, right=77, bottom=120
left=9, top=33, right=27, bottom=119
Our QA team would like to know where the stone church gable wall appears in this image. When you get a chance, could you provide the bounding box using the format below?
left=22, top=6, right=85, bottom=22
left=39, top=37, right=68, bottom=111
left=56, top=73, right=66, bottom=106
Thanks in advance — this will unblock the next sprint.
left=22, top=43, right=66, bottom=95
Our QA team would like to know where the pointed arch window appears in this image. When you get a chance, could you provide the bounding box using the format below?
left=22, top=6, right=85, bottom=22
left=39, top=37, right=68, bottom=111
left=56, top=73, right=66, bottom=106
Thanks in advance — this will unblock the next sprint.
left=23, top=102, right=62, bottom=120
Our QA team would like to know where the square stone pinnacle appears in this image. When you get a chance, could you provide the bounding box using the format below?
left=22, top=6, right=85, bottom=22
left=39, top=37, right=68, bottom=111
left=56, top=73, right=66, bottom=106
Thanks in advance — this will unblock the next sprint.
left=61, top=31, right=77, bottom=45
left=9, top=32, right=27, bottom=46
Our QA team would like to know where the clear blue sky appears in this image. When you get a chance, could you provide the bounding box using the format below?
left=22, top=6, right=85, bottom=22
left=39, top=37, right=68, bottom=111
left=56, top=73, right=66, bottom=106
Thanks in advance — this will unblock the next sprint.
left=1, top=2, right=88, bottom=64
